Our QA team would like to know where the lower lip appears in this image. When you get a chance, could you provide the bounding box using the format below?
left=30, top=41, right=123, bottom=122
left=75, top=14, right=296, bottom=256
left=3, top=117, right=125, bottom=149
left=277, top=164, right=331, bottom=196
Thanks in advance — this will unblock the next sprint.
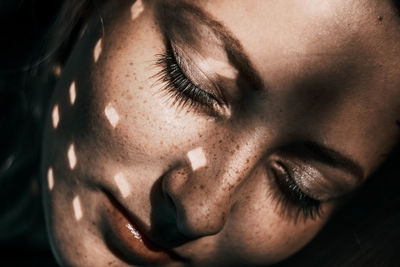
left=103, top=193, right=174, bottom=265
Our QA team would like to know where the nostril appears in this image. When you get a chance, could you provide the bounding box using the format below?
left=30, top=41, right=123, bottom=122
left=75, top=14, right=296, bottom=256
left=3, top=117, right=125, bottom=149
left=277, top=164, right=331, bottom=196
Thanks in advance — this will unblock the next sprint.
left=149, top=166, right=194, bottom=248
left=157, top=164, right=229, bottom=239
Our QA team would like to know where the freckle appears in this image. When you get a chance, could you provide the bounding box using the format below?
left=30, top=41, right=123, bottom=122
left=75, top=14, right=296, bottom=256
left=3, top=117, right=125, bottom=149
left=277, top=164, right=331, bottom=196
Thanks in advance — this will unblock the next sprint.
left=200, top=184, right=205, bottom=190
left=187, top=147, right=207, bottom=171
left=125, top=74, right=130, bottom=77
left=52, top=105, right=60, bottom=129
left=138, top=86, right=143, bottom=90
left=67, top=143, right=77, bottom=169
left=69, top=81, right=76, bottom=105
left=47, top=167, right=54, bottom=191
left=93, top=38, right=102, bottom=63
left=72, top=196, right=83, bottom=221
left=143, top=100, right=147, bottom=104
left=104, top=103, right=120, bottom=128
left=130, top=0, right=144, bottom=21
left=127, top=94, right=133, bottom=100
left=114, top=172, right=131, bottom=198
left=129, top=62, right=133, bottom=66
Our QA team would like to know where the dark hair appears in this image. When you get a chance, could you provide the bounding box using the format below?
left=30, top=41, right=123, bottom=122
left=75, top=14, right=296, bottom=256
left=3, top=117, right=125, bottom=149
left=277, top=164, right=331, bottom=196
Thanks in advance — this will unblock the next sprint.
left=1, top=0, right=399, bottom=266
left=0, top=0, right=90, bottom=264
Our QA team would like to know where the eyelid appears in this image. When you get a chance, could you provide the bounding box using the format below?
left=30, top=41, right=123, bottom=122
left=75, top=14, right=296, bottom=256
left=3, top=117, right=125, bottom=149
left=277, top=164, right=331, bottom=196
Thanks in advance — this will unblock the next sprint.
left=271, top=155, right=350, bottom=201
left=277, top=158, right=329, bottom=201
left=268, top=160, right=322, bottom=220
left=155, top=42, right=232, bottom=118
left=170, top=41, right=229, bottom=106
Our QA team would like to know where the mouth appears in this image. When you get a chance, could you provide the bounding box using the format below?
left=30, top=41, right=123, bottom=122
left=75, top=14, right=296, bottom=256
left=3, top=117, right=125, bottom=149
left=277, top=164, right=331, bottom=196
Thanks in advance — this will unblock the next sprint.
left=102, top=190, right=186, bottom=265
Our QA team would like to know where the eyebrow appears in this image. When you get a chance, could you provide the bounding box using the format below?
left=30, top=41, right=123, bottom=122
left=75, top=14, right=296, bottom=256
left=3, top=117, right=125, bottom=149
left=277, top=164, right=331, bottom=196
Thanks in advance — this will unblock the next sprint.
left=154, top=1, right=265, bottom=93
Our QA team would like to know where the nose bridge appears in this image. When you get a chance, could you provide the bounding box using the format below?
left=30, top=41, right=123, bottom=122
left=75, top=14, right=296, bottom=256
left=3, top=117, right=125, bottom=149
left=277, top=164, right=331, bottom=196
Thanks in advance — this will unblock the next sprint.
left=162, top=131, right=268, bottom=238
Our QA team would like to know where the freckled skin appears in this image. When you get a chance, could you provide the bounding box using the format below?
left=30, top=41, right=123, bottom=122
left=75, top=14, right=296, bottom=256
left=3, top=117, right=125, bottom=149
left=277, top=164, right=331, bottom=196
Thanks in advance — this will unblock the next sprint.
left=41, top=0, right=400, bottom=266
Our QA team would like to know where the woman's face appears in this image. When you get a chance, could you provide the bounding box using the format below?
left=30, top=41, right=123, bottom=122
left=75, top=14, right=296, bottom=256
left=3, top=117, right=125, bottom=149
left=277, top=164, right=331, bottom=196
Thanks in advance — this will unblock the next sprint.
left=42, top=0, right=400, bottom=266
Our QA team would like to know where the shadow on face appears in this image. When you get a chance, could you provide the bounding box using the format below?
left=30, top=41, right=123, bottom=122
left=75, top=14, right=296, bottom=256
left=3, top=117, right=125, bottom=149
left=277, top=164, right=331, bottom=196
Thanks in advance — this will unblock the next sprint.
left=41, top=0, right=400, bottom=266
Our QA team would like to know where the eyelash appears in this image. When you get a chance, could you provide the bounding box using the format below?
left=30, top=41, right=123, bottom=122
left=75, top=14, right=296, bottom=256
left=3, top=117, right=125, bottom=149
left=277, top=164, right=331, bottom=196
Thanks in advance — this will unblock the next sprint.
left=154, top=42, right=321, bottom=221
left=154, top=43, right=219, bottom=114
left=269, top=162, right=322, bottom=221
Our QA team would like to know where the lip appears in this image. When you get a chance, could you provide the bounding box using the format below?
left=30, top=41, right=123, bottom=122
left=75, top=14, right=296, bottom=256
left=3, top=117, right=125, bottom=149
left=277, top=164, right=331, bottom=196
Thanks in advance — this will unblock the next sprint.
left=102, top=190, right=183, bottom=265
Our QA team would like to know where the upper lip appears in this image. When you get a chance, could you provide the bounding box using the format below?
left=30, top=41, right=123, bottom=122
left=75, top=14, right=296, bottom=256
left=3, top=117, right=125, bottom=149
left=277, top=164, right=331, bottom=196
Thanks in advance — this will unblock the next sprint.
left=101, top=188, right=188, bottom=265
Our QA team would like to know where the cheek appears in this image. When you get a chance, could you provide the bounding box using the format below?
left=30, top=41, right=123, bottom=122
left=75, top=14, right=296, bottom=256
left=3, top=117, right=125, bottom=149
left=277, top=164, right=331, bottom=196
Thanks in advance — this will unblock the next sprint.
left=223, top=168, right=327, bottom=264
left=86, top=14, right=219, bottom=163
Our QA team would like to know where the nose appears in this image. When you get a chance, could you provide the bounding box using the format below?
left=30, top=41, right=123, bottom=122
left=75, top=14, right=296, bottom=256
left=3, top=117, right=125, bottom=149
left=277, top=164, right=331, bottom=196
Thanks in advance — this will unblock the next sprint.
left=161, top=143, right=260, bottom=238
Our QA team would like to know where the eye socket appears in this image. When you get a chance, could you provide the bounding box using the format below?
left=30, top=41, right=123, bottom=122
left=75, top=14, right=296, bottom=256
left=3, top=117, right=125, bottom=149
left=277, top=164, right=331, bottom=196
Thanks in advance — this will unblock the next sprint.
left=268, top=160, right=322, bottom=221
left=153, top=41, right=230, bottom=118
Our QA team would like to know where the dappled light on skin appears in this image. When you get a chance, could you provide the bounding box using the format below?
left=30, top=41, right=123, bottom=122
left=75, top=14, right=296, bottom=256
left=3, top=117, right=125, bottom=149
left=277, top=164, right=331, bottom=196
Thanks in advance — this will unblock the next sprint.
left=187, top=147, right=207, bottom=171
left=47, top=167, right=54, bottom=191
left=69, top=81, right=76, bottom=105
left=72, top=196, right=83, bottom=221
left=104, top=103, right=120, bottom=128
left=67, top=144, right=77, bottom=170
left=93, top=38, right=102, bottom=63
left=52, top=105, right=60, bottom=129
left=130, top=0, right=144, bottom=21
left=114, top=172, right=131, bottom=198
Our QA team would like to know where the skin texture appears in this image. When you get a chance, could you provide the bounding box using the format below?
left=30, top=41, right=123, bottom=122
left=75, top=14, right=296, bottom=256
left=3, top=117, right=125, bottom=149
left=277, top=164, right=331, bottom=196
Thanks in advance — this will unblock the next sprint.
left=41, top=0, right=400, bottom=266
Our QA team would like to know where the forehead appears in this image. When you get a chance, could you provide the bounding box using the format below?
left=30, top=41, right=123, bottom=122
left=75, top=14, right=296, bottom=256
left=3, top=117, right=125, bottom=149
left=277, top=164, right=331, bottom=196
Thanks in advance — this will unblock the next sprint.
left=165, top=0, right=400, bottom=172
left=199, top=0, right=400, bottom=71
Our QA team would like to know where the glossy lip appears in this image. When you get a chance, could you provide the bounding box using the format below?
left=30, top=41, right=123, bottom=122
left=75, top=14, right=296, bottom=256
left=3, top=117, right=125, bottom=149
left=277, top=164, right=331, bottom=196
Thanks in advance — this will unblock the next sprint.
left=101, top=189, right=186, bottom=265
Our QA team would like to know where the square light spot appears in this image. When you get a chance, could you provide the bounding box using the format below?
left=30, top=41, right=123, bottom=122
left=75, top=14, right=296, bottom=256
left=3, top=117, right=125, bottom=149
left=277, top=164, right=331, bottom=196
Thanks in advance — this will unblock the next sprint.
left=131, top=0, right=144, bottom=21
left=52, top=105, right=60, bottom=129
left=73, top=196, right=83, bottom=221
left=104, top=103, right=120, bottom=128
left=67, top=144, right=77, bottom=169
left=93, top=38, right=102, bottom=63
left=47, top=167, right=54, bottom=191
left=187, top=147, right=207, bottom=171
left=69, top=81, right=76, bottom=105
left=114, top=172, right=131, bottom=198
